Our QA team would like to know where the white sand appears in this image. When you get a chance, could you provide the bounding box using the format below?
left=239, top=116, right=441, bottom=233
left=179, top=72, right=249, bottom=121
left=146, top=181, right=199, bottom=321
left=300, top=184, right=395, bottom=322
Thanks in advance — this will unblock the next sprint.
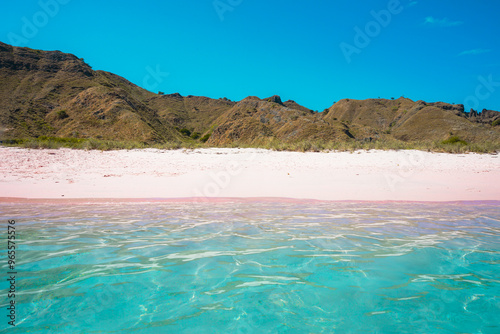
left=0, top=147, right=498, bottom=201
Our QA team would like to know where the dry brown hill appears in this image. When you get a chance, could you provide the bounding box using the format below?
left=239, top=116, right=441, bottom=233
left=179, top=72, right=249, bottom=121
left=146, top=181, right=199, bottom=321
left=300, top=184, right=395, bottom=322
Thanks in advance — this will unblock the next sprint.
left=0, top=41, right=499, bottom=149
left=0, top=41, right=183, bottom=142
left=323, top=98, right=500, bottom=142
left=207, top=96, right=352, bottom=145
left=144, top=93, right=235, bottom=136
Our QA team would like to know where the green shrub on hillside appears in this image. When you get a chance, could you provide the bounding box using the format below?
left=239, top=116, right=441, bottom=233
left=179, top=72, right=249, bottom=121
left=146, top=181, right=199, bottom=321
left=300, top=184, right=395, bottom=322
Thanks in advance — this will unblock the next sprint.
left=442, top=136, right=468, bottom=145
left=200, top=133, right=210, bottom=143
left=179, top=128, right=191, bottom=137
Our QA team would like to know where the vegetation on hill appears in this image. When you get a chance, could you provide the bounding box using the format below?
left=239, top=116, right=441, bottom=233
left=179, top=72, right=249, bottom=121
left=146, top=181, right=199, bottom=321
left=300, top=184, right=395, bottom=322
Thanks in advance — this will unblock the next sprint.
left=0, top=42, right=499, bottom=152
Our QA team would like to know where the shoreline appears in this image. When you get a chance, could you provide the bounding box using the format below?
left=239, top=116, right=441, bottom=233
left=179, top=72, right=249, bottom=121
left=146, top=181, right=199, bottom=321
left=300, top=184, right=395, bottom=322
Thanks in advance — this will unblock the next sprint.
left=1, top=147, right=499, bottom=202
left=1, top=197, right=499, bottom=206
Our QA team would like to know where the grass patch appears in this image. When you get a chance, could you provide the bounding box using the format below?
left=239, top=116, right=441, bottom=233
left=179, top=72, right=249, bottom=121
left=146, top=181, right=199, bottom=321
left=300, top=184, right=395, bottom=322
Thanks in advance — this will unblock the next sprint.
left=254, top=138, right=499, bottom=154
left=0, top=137, right=191, bottom=151
left=1, top=136, right=498, bottom=153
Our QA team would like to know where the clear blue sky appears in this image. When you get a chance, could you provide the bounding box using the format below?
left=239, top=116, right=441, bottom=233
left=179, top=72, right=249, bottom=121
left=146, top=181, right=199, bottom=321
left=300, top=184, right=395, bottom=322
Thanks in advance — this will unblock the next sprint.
left=1, top=0, right=499, bottom=112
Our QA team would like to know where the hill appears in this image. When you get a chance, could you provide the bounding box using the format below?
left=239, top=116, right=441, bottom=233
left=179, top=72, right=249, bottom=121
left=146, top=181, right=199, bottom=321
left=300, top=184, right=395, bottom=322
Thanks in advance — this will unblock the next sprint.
left=0, top=42, right=499, bottom=151
left=323, top=98, right=500, bottom=143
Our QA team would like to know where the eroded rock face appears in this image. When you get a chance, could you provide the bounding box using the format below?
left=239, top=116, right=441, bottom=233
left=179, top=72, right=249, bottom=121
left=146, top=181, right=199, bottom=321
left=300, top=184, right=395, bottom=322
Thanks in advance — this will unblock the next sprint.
left=429, top=102, right=465, bottom=115
left=162, top=92, right=183, bottom=99
left=263, top=95, right=283, bottom=105
left=0, top=41, right=93, bottom=76
left=467, top=108, right=500, bottom=125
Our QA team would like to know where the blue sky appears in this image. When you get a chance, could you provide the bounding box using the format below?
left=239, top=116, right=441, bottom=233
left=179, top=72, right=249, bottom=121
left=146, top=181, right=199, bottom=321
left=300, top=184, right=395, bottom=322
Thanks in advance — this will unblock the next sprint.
left=1, top=0, right=499, bottom=112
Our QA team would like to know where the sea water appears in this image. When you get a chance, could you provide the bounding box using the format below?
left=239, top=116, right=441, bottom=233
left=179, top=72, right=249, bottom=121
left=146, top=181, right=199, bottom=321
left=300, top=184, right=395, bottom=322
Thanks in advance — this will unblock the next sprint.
left=0, top=201, right=499, bottom=333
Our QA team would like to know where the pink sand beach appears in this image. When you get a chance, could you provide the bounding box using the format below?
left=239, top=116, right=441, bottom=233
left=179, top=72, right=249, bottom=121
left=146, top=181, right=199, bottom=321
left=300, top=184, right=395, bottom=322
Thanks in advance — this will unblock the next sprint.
left=0, top=147, right=498, bottom=202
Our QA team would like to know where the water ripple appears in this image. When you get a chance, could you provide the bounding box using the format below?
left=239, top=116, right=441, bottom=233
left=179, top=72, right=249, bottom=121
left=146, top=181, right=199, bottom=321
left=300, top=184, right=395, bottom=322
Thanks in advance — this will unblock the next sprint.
left=0, top=201, right=498, bottom=333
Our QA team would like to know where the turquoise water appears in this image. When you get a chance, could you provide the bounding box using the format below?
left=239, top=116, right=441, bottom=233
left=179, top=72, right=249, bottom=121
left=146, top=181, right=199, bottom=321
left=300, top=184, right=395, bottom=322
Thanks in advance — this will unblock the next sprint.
left=1, top=201, right=499, bottom=333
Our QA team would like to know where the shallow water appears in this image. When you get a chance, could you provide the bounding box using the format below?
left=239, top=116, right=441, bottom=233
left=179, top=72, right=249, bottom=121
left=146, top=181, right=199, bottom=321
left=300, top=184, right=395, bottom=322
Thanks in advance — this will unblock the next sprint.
left=1, top=201, right=499, bottom=333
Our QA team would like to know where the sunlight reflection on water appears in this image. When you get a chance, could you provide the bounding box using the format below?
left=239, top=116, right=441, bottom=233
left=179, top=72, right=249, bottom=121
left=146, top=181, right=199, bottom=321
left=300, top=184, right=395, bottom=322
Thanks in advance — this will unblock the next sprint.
left=1, top=201, right=499, bottom=333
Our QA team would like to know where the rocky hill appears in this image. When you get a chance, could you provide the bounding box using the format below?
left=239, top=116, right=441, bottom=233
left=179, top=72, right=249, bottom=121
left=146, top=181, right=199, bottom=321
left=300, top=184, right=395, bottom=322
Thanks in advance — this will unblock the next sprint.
left=0, top=42, right=499, bottom=147
left=323, top=98, right=499, bottom=142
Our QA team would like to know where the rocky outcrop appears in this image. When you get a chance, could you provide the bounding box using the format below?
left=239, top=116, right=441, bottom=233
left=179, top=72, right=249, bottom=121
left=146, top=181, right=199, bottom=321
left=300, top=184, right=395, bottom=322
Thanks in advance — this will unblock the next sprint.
left=164, top=92, right=182, bottom=98
left=0, top=41, right=93, bottom=76
left=263, top=95, right=283, bottom=105
left=428, top=102, right=465, bottom=116
left=467, top=109, right=500, bottom=125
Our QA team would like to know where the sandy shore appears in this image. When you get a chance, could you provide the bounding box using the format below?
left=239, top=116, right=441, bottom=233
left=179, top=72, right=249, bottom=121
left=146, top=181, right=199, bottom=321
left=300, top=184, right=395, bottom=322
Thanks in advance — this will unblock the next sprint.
left=0, top=147, right=499, bottom=201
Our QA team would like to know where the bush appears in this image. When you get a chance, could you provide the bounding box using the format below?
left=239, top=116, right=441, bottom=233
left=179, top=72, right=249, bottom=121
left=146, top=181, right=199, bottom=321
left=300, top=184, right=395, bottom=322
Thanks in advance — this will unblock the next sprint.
left=57, top=110, right=69, bottom=119
left=492, top=119, right=500, bottom=126
left=179, top=128, right=191, bottom=137
left=442, top=136, right=468, bottom=145
left=200, top=133, right=210, bottom=143
left=190, top=132, right=201, bottom=140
